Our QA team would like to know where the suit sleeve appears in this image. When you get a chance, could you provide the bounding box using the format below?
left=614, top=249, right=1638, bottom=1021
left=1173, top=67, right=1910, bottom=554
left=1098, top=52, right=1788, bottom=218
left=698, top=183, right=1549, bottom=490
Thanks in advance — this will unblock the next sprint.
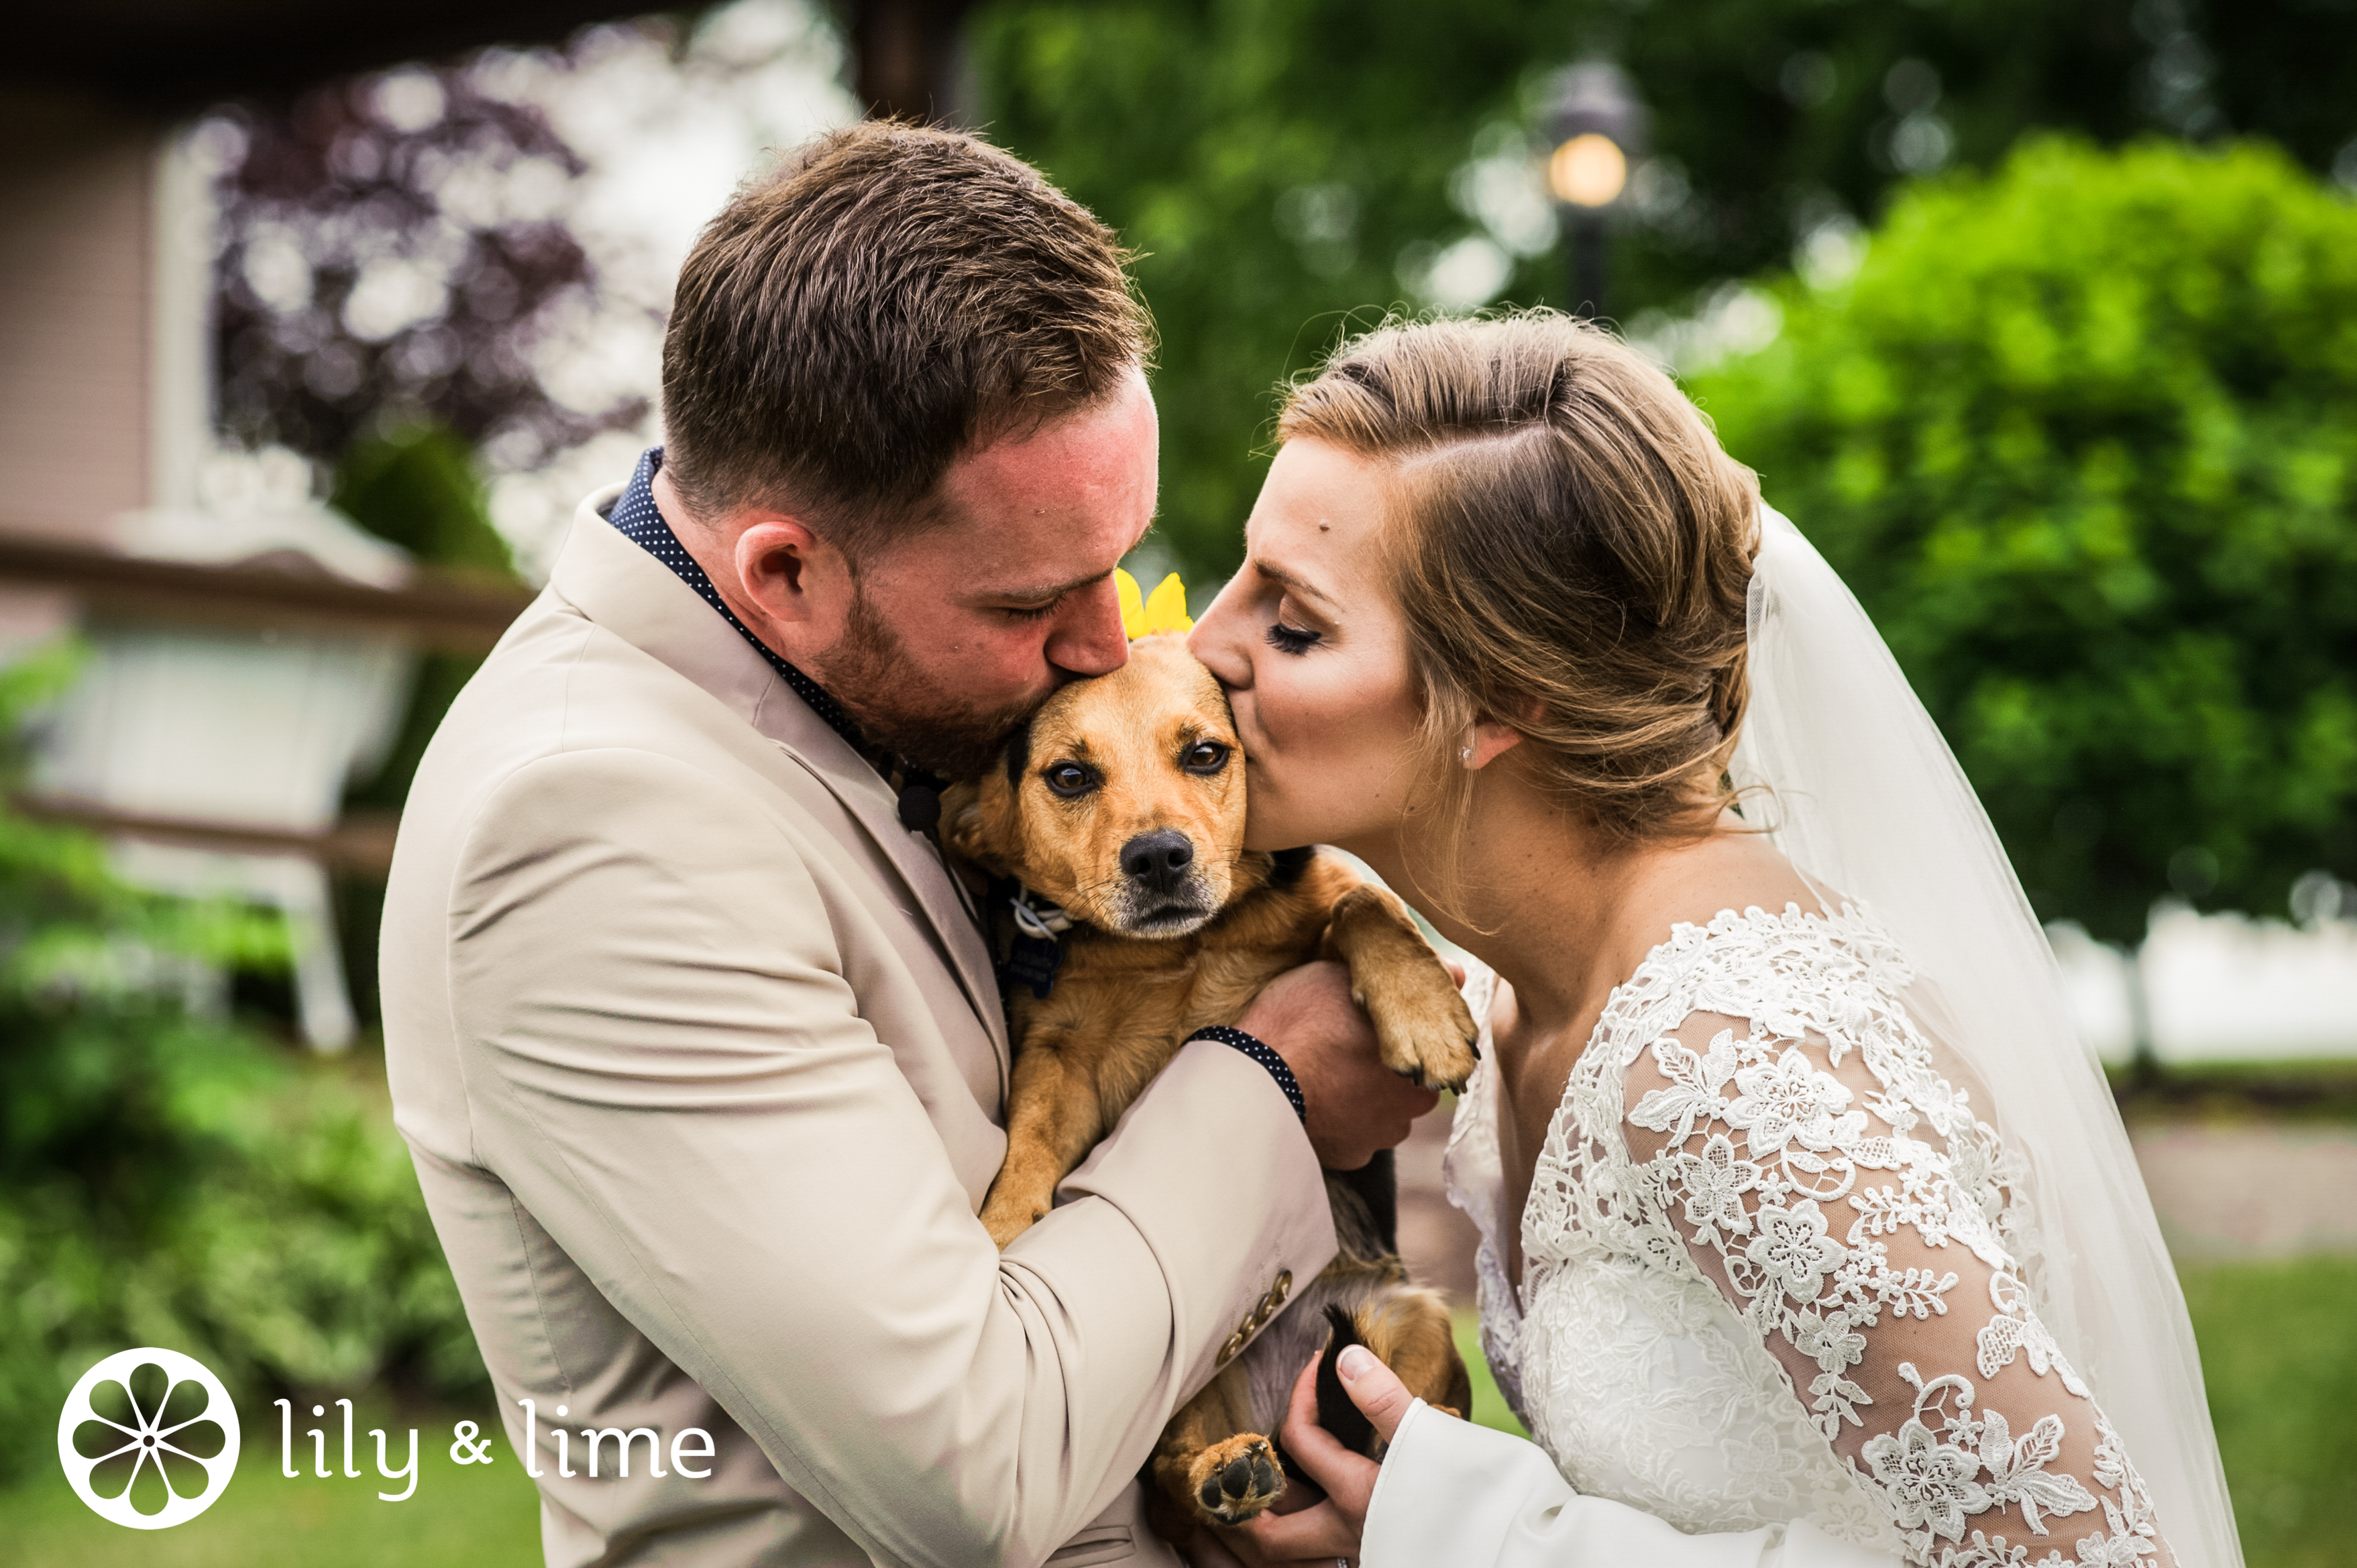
left=443, top=746, right=1337, bottom=1568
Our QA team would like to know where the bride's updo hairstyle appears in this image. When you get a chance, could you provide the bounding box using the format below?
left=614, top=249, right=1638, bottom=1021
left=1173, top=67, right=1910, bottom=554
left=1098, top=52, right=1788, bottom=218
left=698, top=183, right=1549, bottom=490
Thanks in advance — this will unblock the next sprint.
left=1278, top=310, right=1761, bottom=847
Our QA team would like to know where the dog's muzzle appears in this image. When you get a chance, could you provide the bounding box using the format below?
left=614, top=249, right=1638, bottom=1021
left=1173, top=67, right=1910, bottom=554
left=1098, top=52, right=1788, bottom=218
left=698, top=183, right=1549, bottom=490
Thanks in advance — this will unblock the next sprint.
left=1115, top=829, right=1215, bottom=934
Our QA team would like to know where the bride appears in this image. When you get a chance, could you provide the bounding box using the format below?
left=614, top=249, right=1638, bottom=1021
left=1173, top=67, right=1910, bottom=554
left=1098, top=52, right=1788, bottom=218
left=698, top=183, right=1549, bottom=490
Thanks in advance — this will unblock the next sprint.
left=1181, top=313, right=2240, bottom=1568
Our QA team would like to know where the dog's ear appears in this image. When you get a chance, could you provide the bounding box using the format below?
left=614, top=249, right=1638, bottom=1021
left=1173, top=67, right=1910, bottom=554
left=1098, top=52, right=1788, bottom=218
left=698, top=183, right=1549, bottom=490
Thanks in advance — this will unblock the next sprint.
left=942, top=773, right=1018, bottom=877
left=945, top=714, right=1036, bottom=876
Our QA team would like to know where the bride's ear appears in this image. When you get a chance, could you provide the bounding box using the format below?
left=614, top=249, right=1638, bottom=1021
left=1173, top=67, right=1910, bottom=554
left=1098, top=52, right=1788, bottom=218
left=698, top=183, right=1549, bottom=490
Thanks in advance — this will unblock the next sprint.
left=1461, top=718, right=1523, bottom=771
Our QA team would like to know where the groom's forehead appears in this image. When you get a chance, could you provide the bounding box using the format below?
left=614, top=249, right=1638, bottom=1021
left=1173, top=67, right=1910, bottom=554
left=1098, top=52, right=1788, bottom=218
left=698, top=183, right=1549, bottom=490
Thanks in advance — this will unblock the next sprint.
left=934, top=377, right=1157, bottom=524
left=906, top=503, right=1152, bottom=597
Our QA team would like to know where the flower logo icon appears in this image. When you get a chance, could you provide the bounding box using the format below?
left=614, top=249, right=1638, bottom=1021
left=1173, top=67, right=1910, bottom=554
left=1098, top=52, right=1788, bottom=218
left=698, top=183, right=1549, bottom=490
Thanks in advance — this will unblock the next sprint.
left=58, top=1348, right=240, bottom=1528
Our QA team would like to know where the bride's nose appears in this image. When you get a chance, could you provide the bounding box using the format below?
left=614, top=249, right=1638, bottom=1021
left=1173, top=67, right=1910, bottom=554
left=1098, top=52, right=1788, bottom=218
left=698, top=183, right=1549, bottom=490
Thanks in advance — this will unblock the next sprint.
left=1185, top=579, right=1252, bottom=691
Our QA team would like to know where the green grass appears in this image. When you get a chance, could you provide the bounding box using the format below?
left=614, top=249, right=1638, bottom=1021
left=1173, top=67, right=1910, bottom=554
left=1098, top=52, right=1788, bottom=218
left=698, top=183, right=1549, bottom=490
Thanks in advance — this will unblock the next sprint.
left=2181, top=1255, right=2357, bottom=1568
left=5, top=1268, right=2346, bottom=1566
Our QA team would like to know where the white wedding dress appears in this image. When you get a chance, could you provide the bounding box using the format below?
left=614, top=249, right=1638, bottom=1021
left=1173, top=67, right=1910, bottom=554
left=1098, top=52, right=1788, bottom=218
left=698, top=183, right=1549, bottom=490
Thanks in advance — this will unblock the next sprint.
left=1358, top=511, right=2240, bottom=1568
left=1368, top=928, right=2154, bottom=1567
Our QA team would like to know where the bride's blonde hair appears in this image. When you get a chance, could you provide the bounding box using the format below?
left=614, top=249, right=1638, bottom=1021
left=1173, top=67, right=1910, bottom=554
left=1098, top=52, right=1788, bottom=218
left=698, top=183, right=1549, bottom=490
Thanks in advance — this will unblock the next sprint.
left=1278, top=310, right=1761, bottom=863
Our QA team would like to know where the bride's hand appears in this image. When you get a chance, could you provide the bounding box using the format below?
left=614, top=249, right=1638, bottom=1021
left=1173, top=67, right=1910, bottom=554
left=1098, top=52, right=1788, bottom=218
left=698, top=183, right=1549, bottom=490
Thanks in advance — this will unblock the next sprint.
left=1207, top=1344, right=1419, bottom=1565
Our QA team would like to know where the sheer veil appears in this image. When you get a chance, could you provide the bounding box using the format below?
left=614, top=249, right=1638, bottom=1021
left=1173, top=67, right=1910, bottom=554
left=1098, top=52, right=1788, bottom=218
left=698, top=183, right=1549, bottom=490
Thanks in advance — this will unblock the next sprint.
left=1728, top=507, right=2241, bottom=1568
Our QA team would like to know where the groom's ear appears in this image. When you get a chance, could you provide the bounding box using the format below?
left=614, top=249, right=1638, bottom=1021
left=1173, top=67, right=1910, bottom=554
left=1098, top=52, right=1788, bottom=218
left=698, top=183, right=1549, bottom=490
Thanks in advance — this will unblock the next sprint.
left=734, top=514, right=853, bottom=624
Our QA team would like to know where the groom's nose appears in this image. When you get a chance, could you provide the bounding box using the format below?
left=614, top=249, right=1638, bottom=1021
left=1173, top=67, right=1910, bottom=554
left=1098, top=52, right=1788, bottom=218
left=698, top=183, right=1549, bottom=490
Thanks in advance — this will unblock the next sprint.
left=1045, top=577, right=1132, bottom=677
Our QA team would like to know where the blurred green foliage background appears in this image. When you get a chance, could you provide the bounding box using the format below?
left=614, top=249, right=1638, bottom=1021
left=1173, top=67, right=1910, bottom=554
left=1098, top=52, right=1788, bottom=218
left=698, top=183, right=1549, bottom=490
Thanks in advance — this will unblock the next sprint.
left=1692, top=137, right=2357, bottom=942
left=973, top=0, right=2357, bottom=589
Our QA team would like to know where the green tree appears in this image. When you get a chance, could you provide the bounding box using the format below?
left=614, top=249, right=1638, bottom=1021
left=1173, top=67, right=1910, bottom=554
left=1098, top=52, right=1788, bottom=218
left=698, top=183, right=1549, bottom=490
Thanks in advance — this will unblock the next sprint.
left=1504, top=0, right=2357, bottom=316
left=1690, top=137, right=2357, bottom=941
left=969, top=0, right=2357, bottom=585
left=332, top=423, right=517, bottom=582
left=975, top=0, right=1500, bottom=579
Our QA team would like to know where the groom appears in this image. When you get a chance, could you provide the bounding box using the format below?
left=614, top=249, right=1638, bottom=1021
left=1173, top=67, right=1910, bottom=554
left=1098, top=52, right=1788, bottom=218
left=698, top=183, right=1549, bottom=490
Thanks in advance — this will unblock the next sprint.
left=381, top=122, right=1433, bottom=1567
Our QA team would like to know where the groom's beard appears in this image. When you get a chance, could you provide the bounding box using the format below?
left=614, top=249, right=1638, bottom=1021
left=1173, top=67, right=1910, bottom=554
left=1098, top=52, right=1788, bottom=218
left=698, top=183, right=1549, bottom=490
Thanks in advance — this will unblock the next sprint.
left=822, top=585, right=1035, bottom=781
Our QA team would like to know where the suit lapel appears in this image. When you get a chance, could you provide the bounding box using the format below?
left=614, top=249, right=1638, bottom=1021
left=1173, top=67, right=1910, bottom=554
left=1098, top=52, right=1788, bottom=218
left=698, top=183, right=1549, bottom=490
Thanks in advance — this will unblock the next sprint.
left=546, top=497, right=1012, bottom=1080
left=746, top=677, right=1012, bottom=1079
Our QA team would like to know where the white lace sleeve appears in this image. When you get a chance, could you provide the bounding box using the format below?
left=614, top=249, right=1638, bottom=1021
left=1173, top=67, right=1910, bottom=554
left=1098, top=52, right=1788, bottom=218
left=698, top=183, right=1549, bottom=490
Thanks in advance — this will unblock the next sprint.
left=1364, top=1401, right=1898, bottom=1568
left=1620, top=984, right=2173, bottom=1568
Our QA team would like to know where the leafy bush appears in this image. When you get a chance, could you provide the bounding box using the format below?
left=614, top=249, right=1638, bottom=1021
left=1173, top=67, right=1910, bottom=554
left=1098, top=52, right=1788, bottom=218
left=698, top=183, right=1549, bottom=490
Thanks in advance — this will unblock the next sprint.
left=1692, top=138, right=2357, bottom=942
left=0, top=650, right=485, bottom=1481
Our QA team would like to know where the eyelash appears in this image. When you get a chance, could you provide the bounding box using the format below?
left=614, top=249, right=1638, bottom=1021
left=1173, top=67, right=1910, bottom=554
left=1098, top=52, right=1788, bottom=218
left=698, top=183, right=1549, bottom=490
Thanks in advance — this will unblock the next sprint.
left=1264, top=620, right=1321, bottom=656
left=999, top=598, right=1062, bottom=623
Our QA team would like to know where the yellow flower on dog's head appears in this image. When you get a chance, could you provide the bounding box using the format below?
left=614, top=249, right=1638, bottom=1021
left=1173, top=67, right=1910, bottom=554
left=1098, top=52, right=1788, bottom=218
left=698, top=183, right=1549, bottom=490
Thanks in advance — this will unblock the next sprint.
left=1117, top=569, right=1193, bottom=638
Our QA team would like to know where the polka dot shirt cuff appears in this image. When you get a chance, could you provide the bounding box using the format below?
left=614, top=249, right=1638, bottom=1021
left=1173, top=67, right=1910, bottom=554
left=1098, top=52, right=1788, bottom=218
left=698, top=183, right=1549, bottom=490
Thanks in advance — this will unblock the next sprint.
left=1187, top=1025, right=1306, bottom=1123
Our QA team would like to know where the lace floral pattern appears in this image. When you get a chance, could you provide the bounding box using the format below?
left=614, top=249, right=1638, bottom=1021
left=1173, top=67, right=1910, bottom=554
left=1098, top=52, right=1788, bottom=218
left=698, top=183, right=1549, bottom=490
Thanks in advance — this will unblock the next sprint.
left=1444, top=905, right=2167, bottom=1567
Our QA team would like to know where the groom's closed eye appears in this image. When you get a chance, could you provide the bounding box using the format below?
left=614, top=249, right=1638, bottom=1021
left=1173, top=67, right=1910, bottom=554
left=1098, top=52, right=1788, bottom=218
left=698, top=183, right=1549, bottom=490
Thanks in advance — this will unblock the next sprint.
left=996, top=596, right=1066, bottom=622
left=983, top=585, right=1086, bottom=622
left=976, top=567, right=1122, bottom=624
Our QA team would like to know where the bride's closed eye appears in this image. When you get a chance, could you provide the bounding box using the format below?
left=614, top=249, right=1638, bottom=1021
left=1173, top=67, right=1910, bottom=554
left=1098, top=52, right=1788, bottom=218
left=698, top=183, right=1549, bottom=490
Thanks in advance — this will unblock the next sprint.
left=1264, top=619, right=1321, bottom=655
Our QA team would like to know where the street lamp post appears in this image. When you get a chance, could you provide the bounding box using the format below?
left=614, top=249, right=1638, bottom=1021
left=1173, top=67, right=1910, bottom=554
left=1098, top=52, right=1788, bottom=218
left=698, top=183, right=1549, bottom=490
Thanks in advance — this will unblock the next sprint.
left=1543, top=62, right=1648, bottom=319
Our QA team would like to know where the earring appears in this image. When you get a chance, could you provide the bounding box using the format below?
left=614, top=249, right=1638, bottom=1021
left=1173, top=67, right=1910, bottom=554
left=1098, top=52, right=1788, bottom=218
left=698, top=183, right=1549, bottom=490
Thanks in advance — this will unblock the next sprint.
left=1459, top=744, right=1475, bottom=765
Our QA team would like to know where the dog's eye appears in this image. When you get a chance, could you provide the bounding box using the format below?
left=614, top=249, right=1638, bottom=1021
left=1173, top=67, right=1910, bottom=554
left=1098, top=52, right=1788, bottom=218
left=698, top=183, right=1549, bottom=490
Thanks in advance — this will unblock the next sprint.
left=1042, top=762, right=1097, bottom=797
left=1181, top=741, right=1231, bottom=775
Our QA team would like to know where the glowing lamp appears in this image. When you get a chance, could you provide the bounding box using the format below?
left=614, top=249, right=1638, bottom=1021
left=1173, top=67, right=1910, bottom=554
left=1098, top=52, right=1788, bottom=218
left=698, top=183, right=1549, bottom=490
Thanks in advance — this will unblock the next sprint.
left=1549, top=133, right=1629, bottom=208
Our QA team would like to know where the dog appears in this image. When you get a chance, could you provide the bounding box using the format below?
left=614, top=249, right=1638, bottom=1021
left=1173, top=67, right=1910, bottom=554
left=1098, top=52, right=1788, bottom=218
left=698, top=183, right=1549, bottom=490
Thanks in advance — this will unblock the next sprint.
left=942, top=630, right=1480, bottom=1534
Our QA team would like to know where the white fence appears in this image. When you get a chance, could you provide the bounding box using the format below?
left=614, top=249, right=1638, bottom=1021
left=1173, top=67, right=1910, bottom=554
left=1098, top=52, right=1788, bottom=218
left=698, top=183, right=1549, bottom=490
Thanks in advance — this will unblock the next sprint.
left=2049, top=903, right=2357, bottom=1066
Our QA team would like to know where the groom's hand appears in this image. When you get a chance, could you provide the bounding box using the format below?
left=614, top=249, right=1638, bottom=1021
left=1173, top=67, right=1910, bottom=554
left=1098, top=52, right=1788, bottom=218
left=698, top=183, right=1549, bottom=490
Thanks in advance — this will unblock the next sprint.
left=1238, top=961, right=1440, bottom=1170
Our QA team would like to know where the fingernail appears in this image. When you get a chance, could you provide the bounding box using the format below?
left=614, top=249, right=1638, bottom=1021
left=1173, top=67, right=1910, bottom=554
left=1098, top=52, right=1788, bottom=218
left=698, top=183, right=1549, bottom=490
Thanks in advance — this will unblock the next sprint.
left=1337, top=1345, right=1378, bottom=1382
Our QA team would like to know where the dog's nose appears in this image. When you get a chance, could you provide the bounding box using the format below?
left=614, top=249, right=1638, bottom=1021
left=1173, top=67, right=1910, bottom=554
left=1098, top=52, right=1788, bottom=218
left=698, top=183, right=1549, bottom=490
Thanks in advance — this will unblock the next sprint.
left=1119, top=830, right=1196, bottom=894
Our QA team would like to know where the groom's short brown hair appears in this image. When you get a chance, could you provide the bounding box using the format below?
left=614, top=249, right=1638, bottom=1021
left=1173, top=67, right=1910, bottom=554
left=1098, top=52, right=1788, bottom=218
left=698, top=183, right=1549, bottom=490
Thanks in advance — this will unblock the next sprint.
left=659, top=121, right=1151, bottom=553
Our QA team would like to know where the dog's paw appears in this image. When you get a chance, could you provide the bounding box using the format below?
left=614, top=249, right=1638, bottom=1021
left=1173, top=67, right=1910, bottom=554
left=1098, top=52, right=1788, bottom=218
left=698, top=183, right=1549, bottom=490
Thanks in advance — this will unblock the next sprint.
left=979, top=1197, right=1048, bottom=1250
left=1360, top=967, right=1480, bottom=1095
left=1186, top=1434, right=1284, bottom=1526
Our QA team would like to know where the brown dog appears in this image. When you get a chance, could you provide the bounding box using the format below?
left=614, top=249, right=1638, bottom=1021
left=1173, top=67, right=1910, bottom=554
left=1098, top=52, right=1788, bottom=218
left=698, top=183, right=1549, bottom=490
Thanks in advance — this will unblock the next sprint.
left=942, top=633, right=1479, bottom=1533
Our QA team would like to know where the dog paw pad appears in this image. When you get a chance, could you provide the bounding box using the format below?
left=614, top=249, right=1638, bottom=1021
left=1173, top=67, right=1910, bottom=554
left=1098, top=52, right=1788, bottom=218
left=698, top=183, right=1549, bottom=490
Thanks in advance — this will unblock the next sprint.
left=1187, top=1435, right=1284, bottom=1525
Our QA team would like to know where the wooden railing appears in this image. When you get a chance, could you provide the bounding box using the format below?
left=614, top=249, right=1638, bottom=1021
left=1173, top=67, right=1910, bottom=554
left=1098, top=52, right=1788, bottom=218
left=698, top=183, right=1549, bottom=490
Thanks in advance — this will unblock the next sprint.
left=16, top=796, right=402, bottom=873
left=0, top=531, right=535, bottom=653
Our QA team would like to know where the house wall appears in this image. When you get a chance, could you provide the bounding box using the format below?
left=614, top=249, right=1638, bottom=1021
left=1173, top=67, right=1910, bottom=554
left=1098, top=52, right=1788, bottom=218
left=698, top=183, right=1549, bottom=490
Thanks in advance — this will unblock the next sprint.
left=0, top=91, right=156, bottom=542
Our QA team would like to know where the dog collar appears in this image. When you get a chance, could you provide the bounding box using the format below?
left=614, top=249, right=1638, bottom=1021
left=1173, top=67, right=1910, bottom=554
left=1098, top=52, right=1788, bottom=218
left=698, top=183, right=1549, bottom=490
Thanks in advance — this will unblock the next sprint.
left=1009, top=887, right=1073, bottom=939
left=1001, top=885, right=1072, bottom=1002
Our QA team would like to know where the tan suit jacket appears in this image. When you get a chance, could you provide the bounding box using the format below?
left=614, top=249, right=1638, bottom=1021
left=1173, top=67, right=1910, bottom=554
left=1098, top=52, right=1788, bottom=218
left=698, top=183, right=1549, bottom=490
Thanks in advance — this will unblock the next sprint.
left=382, top=489, right=1337, bottom=1567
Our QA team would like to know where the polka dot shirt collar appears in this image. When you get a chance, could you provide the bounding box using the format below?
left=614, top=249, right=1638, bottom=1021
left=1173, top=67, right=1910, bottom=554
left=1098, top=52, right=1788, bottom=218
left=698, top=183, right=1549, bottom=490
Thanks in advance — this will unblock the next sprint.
left=605, top=447, right=865, bottom=752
